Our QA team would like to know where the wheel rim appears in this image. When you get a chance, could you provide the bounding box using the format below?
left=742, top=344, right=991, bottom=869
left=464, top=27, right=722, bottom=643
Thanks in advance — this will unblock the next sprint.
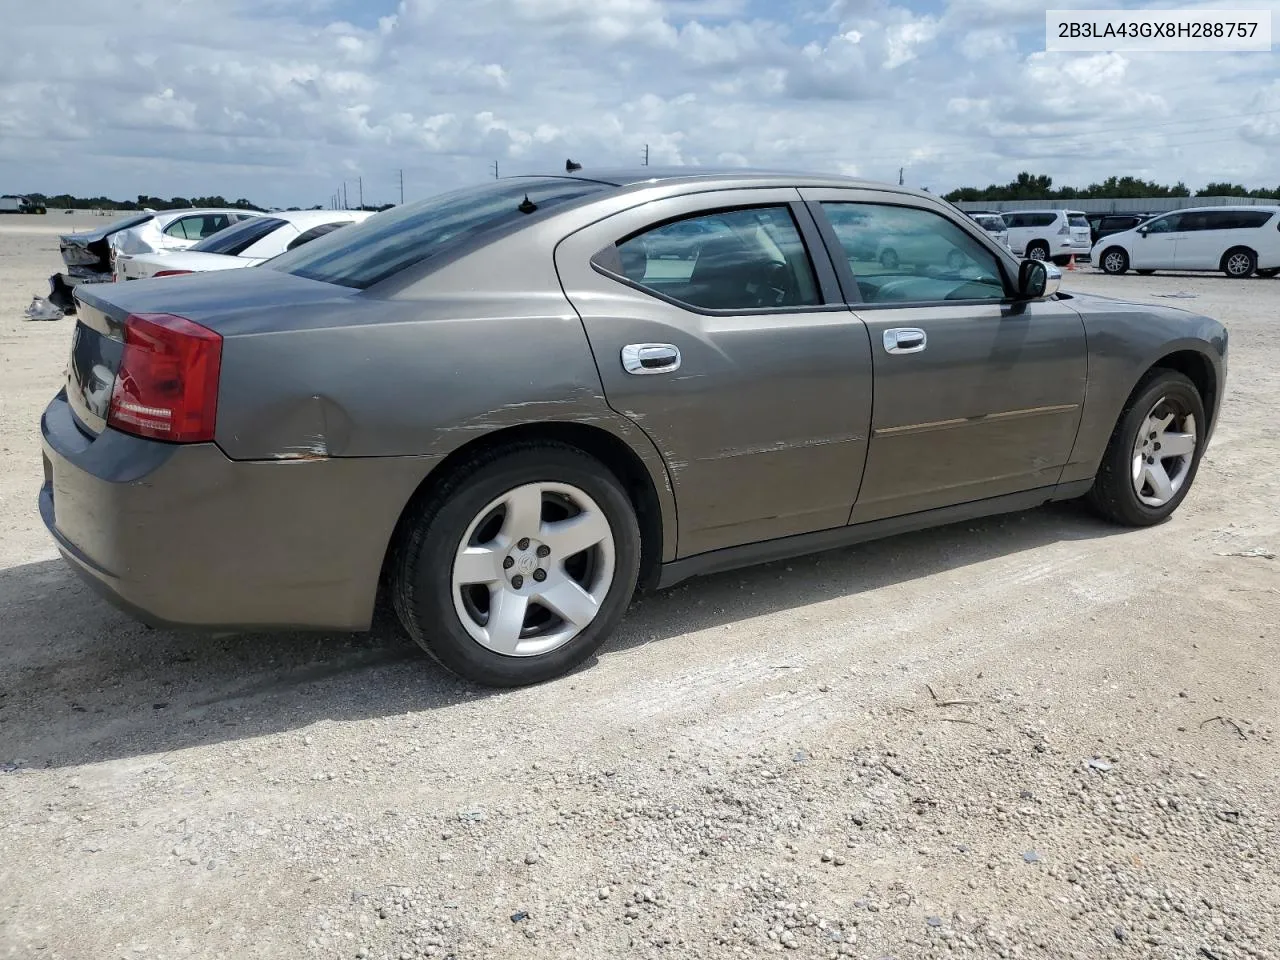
left=1029, top=246, right=1046, bottom=261
left=1104, top=251, right=1125, bottom=273
left=1226, top=252, right=1252, bottom=276
left=451, top=482, right=616, bottom=657
left=1131, top=398, right=1197, bottom=508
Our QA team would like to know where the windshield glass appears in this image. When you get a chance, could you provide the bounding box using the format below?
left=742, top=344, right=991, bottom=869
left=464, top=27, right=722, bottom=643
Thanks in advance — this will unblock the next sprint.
left=1068, top=214, right=1090, bottom=228
left=191, top=217, right=285, bottom=255
left=268, top=177, right=611, bottom=289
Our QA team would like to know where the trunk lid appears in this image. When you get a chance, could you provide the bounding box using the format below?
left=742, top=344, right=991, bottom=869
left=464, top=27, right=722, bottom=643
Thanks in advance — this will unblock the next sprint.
left=65, top=267, right=358, bottom=437
left=59, top=213, right=154, bottom=272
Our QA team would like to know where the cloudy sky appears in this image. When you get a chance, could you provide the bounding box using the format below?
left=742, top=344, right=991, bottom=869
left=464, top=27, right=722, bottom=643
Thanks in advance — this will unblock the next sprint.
left=1, top=0, right=1278, bottom=207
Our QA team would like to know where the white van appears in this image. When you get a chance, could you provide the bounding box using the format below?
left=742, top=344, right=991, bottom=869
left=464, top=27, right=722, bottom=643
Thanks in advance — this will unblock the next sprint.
left=1093, top=205, right=1280, bottom=279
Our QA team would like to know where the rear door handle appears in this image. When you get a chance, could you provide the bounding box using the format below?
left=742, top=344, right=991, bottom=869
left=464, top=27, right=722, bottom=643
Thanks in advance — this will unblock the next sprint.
left=622, top=343, right=681, bottom=375
left=883, top=328, right=927, bottom=354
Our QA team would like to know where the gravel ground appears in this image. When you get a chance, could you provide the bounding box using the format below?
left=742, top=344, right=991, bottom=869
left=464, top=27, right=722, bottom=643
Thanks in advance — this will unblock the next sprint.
left=1, top=214, right=1277, bottom=960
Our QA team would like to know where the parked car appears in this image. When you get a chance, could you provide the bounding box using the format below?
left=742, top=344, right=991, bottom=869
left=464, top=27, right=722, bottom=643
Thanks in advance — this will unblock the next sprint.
left=48, top=208, right=262, bottom=312
left=968, top=213, right=1011, bottom=250
left=1002, top=209, right=1092, bottom=264
left=1094, top=205, right=1280, bottom=278
left=1086, top=212, right=1156, bottom=246
left=1, top=194, right=46, bottom=214
left=40, top=169, right=1226, bottom=688
left=114, top=210, right=374, bottom=280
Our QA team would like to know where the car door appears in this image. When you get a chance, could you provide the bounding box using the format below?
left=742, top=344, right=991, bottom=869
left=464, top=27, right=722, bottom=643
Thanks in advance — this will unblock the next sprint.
left=1129, top=213, right=1183, bottom=269
left=554, top=191, right=874, bottom=557
left=802, top=190, right=1088, bottom=522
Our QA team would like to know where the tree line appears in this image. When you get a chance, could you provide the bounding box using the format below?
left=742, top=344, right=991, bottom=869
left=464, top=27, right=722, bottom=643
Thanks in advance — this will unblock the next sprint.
left=25, top=193, right=269, bottom=212
left=944, top=172, right=1279, bottom=203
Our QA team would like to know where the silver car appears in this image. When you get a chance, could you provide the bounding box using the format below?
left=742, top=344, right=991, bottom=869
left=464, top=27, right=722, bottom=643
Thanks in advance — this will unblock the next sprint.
left=40, top=168, right=1227, bottom=687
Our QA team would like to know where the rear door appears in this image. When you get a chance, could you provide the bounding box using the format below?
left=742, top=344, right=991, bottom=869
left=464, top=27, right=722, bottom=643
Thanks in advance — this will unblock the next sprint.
left=554, top=190, right=874, bottom=558
left=803, top=190, right=1088, bottom=521
left=1129, top=213, right=1182, bottom=269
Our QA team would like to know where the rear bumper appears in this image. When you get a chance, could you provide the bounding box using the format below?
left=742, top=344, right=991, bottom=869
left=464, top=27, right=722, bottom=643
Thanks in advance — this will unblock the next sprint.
left=40, top=391, right=437, bottom=632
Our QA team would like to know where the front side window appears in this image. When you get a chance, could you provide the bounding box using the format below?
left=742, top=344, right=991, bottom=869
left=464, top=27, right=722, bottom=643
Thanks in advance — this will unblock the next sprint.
left=1144, top=214, right=1182, bottom=234
left=821, top=202, right=1006, bottom=305
left=611, top=206, right=820, bottom=311
left=269, top=177, right=609, bottom=289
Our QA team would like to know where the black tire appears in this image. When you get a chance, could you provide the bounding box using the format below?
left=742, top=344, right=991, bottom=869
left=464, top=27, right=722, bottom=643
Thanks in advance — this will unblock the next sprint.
left=1222, top=247, right=1256, bottom=279
left=1099, top=247, right=1129, bottom=275
left=1256, top=267, right=1279, bottom=278
left=1086, top=369, right=1206, bottom=527
left=1136, top=269, right=1155, bottom=275
left=1026, top=241, right=1049, bottom=262
left=392, top=443, right=641, bottom=687
left=879, top=248, right=900, bottom=270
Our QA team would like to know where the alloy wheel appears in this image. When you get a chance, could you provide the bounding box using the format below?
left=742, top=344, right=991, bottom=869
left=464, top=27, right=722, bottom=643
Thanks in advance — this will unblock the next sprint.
left=1103, top=250, right=1126, bottom=273
left=451, top=482, right=616, bottom=657
left=1225, top=252, right=1253, bottom=277
left=1130, top=398, right=1197, bottom=508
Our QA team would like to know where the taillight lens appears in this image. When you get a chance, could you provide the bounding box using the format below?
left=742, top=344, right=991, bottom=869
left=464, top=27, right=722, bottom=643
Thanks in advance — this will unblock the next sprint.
left=153, top=270, right=194, bottom=278
left=1058, top=222, right=1070, bottom=235
left=107, top=313, right=222, bottom=443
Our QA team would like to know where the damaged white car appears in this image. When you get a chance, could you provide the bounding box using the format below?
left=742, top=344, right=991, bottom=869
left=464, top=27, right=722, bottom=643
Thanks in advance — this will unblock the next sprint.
left=114, top=209, right=373, bottom=281
left=49, top=208, right=261, bottom=312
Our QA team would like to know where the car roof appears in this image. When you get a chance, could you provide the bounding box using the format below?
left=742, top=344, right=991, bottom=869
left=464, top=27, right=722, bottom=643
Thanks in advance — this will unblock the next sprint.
left=150, top=208, right=264, bottom=225
left=268, top=209, right=374, bottom=228
left=1161, top=204, right=1280, bottom=213
left=508, top=166, right=935, bottom=199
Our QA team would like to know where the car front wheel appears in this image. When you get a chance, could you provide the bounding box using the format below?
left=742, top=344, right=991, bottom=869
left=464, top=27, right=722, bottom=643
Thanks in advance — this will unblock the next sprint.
left=1087, top=369, right=1205, bottom=527
left=393, top=443, right=641, bottom=687
left=1026, top=242, right=1049, bottom=261
left=1100, top=247, right=1129, bottom=275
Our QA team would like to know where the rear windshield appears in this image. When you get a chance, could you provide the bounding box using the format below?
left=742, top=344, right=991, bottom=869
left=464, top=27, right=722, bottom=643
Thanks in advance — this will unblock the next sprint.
left=191, top=216, right=285, bottom=255
left=1068, top=214, right=1090, bottom=228
left=973, top=215, right=1004, bottom=231
left=268, top=177, right=611, bottom=289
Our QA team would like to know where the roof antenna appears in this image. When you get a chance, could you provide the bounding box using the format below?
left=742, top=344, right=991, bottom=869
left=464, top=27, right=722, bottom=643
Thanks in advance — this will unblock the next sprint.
left=518, top=194, right=538, bottom=214
left=565, top=158, right=582, bottom=172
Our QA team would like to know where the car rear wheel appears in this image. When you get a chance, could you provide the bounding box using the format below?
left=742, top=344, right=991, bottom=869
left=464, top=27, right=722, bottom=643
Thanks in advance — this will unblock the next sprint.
left=1222, top=247, right=1256, bottom=279
left=1086, top=369, right=1205, bottom=527
left=1100, top=247, right=1129, bottom=275
left=393, top=443, right=641, bottom=687
left=1026, top=242, right=1049, bottom=261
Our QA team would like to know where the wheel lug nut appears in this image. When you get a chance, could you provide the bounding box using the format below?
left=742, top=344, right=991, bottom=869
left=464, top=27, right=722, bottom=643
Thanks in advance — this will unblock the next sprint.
left=1153, top=442, right=1161, bottom=451
left=503, top=556, right=514, bottom=569
left=517, top=538, right=530, bottom=550
left=511, top=575, right=523, bottom=589
left=533, top=569, right=547, bottom=582
left=1147, top=456, right=1155, bottom=464
left=536, top=545, right=550, bottom=558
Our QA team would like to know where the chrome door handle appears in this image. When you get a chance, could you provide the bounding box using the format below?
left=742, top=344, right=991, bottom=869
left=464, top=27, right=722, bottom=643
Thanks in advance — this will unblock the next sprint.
left=622, top=343, right=681, bottom=375
left=883, top=328, right=927, bottom=354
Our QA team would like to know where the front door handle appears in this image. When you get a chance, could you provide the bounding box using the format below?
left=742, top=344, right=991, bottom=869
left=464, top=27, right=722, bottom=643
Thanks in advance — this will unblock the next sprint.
left=622, top=343, right=681, bottom=375
left=883, top=328, right=927, bottom=354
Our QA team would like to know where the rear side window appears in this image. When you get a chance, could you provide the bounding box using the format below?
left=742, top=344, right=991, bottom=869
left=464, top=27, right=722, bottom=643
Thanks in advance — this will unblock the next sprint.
left=269, top=177, right=609, bottom=289
left=1031, top=213, right=1058, bottom=227
left=191, top=217, right=285, bottom=255
left=1202, top=210, right=1273, bottom=230
left=609, top=206, right=819, bottom=311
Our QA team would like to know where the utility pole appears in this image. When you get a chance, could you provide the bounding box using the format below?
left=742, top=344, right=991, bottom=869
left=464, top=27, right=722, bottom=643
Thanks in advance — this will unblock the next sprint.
left=358, top=176, right=363, bottom=210
left=398, top=169, right=404, bottom=205
left=491, top=160, right=499, bottom=180
left=342, top=182, right=348, bottom=208
left=643, top=144, right=649, bottom=166
left=898, top=167, right=904, bottom=186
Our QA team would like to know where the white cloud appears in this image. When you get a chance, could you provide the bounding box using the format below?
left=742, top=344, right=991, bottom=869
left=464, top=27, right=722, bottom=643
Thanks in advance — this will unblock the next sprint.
left=0, top=0, right=1277, bottom=206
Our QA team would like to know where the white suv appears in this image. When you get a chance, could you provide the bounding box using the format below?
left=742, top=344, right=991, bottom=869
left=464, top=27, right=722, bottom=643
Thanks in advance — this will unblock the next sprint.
left=1093, top=205, right=1280, bottom=279
left=1002, top=210, right=1092, bottom=264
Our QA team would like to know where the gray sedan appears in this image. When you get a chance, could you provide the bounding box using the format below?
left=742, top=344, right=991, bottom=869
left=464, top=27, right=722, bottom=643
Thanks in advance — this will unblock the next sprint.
left=40, top=168, right=1227, bottom=687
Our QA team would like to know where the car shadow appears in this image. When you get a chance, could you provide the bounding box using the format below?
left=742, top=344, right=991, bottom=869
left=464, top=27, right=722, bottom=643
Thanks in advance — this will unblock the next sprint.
left=0, top=500, right=1122, bottom=770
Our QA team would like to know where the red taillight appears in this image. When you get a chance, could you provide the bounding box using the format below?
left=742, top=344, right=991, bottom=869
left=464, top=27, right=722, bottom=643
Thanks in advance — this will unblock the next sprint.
left=153, top=269, right=194, bottom=278
left=107, top=313, right=222, bottom=443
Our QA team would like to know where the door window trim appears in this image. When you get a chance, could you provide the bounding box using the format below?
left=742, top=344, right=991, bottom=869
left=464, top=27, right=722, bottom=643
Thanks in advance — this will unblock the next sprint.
left=804, top=199, right=1021, bottom=309
left=589, top=200, right=848, bottom=317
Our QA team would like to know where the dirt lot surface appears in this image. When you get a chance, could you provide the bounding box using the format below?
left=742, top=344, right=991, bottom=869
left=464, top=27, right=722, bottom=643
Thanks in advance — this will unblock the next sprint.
left=2, top=214, right=1277, bottom=960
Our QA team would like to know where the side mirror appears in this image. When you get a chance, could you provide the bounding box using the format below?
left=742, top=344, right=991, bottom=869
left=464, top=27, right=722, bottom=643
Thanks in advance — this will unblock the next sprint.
left=1017, top=259, right=1061, bottom=300
left=1138, top=228, right=1149, bottom=236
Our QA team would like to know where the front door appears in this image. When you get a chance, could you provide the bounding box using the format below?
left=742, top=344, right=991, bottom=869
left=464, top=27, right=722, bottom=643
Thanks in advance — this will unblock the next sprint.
left=803, top=190, right=1089, bottom=522
left=554, top=191, right=874, bottom=558
left=1129, top=212, right=1183, bottom=269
